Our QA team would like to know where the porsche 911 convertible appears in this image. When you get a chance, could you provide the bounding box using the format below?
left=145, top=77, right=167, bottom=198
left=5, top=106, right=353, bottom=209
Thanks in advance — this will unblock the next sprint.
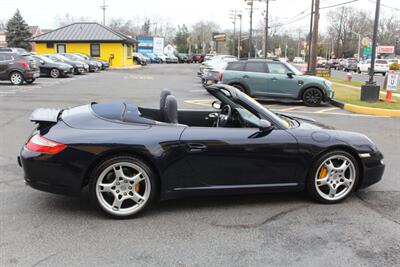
left=18, top=84, right=385, bottom=218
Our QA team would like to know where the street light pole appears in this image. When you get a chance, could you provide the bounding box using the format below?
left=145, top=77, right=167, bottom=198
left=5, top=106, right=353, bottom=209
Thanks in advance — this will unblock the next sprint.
left=369, top=0, right=380, bottom=84
left=351, top=30, right=361, bottom=62
left=230, top=10, right=238, bottom=56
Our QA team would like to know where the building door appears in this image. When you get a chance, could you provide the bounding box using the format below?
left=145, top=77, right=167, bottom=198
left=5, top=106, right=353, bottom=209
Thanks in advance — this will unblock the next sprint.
left=56, top=44, right=66, bottom=54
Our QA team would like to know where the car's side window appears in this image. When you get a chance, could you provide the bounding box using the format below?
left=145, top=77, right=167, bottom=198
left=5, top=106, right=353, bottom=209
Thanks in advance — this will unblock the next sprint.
left=227, top=62, right=245, bottom=71
left=244, top=62, right=267, bottom=73
left=267, top=63, right=289, bottom=74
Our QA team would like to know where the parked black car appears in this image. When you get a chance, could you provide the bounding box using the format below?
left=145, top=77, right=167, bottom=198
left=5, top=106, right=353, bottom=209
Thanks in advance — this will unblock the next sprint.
left=0, top=52, right=40, bottom=85
left=32, top=55, right=74, bottom=78
left=74, top=53, right=109, bottom=70
left=43, top=54, right=88, bottom=74
left=176, top=53, right=190, bottom=63
left=19, top=85, right=384, bottom=218
left=61, top=53, right=99, bottom=72
left=133, top=53, right=147, bottom=65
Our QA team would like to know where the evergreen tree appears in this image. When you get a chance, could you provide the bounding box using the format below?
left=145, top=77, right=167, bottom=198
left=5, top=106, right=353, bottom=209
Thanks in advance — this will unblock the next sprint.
left=174, top=24, right=189, bottom=53
left=6, top=10, right=32, bottom=51
left=141, top=19, right=151, bottom=36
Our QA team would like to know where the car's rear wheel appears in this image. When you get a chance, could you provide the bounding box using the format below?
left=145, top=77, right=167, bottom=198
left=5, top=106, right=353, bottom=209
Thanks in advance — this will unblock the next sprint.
left=307, top=150, right=359, bottom=204
left=89, top=155, right=158, bottom=219
left=302, top=87, right=323, bottom=107
left=50, top=68, right=60, bottom=78
left=9, top=71, right=24, bottom=85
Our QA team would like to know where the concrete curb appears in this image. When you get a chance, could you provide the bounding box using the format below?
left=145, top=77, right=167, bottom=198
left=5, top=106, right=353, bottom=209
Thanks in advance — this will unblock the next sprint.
left=330, top=99, right=400, bottom=117
left=109, top=65, right=142, bottom=70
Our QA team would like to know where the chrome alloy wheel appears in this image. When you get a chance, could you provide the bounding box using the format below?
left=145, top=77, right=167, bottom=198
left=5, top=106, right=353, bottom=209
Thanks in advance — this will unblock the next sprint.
left=50, top=68, right=60, bottom=78
left=10, top=72, right=23, bottom=85
left=96, top=162, right=151, bottom=216
left=315, top=155, right=356, bottom=201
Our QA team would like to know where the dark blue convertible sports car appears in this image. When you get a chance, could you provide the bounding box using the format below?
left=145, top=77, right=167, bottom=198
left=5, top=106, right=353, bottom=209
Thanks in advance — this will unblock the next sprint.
left=19, top=84, right=385, bottom=218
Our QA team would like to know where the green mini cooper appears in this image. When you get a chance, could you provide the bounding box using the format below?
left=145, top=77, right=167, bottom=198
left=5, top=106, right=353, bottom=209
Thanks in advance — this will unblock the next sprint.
left=220, top=59, right=334, bottom=106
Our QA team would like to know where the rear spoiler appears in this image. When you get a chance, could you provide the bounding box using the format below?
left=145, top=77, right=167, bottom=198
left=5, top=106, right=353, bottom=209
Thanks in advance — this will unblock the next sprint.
left=30, top=108, right=63, bottom=123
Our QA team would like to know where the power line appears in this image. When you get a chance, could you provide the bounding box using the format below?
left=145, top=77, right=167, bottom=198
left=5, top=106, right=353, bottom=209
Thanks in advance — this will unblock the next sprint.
left=320, top=0, right=359, bottom=10
left=367, top=0, right=400, bottom=11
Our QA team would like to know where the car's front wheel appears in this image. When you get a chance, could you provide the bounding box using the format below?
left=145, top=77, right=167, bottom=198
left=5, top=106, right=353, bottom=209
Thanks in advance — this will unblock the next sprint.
left=50, top=68, right=60, bottom=78
left=302, top=87, right=323, bottom=107
left=90, top=155, right=158, bottom=219
left=307, top=150, right=359, bottom=204
left=9, top=71, right=24, bottom=85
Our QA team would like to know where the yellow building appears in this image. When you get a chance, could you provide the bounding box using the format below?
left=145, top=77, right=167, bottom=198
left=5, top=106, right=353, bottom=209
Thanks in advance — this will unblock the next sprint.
left=32, top=22, right=137, bottom=67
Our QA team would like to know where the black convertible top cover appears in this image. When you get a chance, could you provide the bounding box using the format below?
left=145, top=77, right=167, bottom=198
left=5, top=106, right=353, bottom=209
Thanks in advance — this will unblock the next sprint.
left=91, top=102, right=155, bottom=124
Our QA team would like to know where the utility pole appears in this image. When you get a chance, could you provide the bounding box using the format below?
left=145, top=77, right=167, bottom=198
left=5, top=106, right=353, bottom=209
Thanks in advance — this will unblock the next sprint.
left=238, top=14, right=242, bottom=58
left=263, top=0, right=272, bottom=58
left=306, top=0, right=314, bottom=73
left=248, top=0, right=254, bottom=58
left=230, top=10, right=238, bottom=56
left=100, top=0, right=108, bottom=25
left=297, top=30, right=301, bottom=57
left=310, top=0, right=320, bottom=75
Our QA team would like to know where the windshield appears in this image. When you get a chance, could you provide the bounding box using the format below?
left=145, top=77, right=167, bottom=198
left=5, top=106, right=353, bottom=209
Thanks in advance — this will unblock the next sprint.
left=37, top=55, right=54, bottom=63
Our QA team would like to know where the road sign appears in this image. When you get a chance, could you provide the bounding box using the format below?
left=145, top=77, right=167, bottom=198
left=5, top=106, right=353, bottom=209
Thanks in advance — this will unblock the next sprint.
left=315, top=68, right=331, bottom=78
left=363, top=47, right=372, bottom=59
left=386, top=71, right=399, bottom=92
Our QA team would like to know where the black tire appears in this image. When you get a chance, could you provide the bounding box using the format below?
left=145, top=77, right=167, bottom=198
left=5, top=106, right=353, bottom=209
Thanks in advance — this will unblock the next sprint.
left=382, top=72, right=386, bottom=76
left=9, top=71, right=24, bottom=85
left=50, top=68, right=60, bottom=78
left=231, top=83, right=246, bottom=94
left=307, top=150, right=359, bottom=204
left=25, top=78, right=35, bottom=84
left=302, top=87, right=323, bottom=107
left=89, top=155, right=158, bottom=219
left=357, top=68, right=361, bottom=74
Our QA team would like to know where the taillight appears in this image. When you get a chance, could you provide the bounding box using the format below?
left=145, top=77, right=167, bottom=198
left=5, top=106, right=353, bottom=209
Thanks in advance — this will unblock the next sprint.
left=19, top=61, right=30, bottom=69
left=216, top=72, right=223, bottom=81
left=26, top=134, right=67, bottom=154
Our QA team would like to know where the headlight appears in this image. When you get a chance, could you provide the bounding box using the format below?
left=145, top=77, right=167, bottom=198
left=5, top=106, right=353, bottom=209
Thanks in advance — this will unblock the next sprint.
left=76, top=64, right=83, bottom=67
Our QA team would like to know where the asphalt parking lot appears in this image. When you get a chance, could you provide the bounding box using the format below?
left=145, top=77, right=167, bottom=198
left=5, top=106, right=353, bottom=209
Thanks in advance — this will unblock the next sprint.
left=1, top=64, right=399, bottom=266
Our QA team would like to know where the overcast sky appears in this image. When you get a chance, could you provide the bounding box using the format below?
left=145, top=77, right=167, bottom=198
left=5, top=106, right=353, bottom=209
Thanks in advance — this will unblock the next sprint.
left=1, top=0, right=399, bottom=35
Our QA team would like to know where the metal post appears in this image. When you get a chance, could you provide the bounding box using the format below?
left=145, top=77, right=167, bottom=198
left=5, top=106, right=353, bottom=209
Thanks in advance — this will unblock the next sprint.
left=264, top=0, right=269, bottom=58
left=238, top=14, right=242, bottom=58
left=357, top=34, right=361, bottom=62
left=306, top=0, right=314, bottom=73
left=248, top=0, right=254, bottom=58
left=310, top=0, right=320, bottom=75
left=369, top=0, right=380, bottom=84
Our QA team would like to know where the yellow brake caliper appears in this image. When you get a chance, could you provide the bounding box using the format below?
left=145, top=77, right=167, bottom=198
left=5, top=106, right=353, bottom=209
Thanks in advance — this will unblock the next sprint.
left=318, top=165, right=328, bottom=180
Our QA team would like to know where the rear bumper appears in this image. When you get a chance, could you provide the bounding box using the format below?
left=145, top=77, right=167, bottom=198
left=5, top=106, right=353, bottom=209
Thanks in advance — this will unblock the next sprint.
left=24, top=71, right=40, bottom=79
left=19, top=147, right=84, bottom=196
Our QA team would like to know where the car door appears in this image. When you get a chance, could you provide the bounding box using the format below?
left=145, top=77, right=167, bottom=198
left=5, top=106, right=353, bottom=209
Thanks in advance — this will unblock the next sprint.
left=0, top=54, right=14, bottom=79
left=243, top=62, right=274, bottom=97
left=179, top=126, right=299, bottom=189
left=266, top=62, right=301, bottom=98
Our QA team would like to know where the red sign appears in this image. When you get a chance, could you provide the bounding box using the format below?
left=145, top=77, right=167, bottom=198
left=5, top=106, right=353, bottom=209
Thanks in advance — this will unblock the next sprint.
left=377, top=46, right=395, bottom=54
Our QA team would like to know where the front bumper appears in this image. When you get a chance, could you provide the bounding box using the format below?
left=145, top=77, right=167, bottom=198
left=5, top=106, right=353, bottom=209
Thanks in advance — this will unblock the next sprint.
left=358, top=151, right=385, bottom=189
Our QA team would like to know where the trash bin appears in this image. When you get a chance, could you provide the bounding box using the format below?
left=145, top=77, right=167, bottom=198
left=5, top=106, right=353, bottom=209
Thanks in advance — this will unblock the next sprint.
left=360, top=83, right=380, bottom=102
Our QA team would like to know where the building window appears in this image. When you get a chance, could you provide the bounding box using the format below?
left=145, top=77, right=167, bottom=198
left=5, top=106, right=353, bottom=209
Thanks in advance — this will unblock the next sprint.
left=56, top=44, right=66, bottom=53
left=90, top=44, right=100, bottom=57
left=46, top=42, right=54, bottom=48
left=127, top=45, right=132, bottom=58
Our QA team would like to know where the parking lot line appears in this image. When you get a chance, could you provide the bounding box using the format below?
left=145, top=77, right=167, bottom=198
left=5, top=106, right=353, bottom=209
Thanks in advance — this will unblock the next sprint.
left=315, top=107, right=339, bottom=113
left=275, top=106, right=304, bottom=112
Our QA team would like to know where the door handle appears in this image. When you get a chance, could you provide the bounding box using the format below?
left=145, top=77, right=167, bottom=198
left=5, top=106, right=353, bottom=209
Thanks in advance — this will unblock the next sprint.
left=242, top=75, right=249, bottom=79
left=186, top=143, right=207, bottom=152
left=271, top=77, right=278, bottom=81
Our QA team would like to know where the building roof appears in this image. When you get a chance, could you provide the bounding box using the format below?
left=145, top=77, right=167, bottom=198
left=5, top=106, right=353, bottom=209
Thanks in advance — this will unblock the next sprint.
left=32, top=22, right=137, bottom=44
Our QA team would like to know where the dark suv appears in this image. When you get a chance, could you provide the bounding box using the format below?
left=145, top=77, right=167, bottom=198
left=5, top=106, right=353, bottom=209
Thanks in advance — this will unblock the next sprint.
left=221, top=59, right=334, bottom=106
left=0, top=52, right=40, bottom=85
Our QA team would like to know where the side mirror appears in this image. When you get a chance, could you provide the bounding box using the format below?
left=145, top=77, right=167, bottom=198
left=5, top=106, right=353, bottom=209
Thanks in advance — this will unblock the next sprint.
left=40, top=60, right=45, bottom=65
left=287, top=72, right=294, bottom=78
left=212, top=101, right=222, bottom=109
left=258, top=119, right=273, bottom=131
